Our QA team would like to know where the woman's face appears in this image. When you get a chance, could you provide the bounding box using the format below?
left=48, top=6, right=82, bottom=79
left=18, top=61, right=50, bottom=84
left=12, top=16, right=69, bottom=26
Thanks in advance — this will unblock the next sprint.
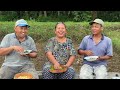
left=55, top=23, right=67, bottom=38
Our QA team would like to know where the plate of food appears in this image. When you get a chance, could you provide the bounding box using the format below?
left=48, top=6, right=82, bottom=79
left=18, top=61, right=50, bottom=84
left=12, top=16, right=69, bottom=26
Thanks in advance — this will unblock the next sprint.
left=20, top=50, right=32, bottom=55
left=49, top=65, right=68, bottom=73
left=84, top=56, right=99, bottom=61
left=14, top=72, right=33, bottom=79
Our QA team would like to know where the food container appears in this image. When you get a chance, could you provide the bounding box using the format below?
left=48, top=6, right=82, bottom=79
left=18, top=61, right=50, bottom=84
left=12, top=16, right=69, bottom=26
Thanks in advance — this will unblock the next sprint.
left=49, top=65, right=68, bottom=73
left=84, top=56, right=98, bottom=61
left=14, top=72, right=33, bottom=79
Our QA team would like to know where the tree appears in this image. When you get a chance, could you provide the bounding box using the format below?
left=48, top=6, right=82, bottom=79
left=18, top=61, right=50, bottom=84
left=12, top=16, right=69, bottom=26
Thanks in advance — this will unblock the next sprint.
left=44, top=11, right=47, bottom=17
left=91, top=11, right=97, bottom=20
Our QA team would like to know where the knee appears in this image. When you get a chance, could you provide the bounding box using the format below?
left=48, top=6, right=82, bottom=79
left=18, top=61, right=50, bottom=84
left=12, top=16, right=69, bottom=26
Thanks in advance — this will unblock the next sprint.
left=95, top=65, right=107, bottom=79
left=79, top=71, right=93, bottom=79
left=67, top=68, right=75, bottom=76
left=42, top=67, right=50, bottom=75
left=79, top=72, right=88, bottom=79
left=63, top=68, right=75, bottom=79
left=95, top=72, right=108, bottom=79
left=42, top=67, right=52, bottom=79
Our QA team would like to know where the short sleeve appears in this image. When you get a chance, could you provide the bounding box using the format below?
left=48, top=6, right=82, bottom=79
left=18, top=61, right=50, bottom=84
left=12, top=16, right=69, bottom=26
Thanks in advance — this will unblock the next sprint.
left=106, top=38, right=113, bottom=56
left=78, top=36, right=88, bottom=50
left=70, top=41, right=77, bottom=56
left=44, top=38, right=54, bottom=53
left=0, top=34, right=10, bottom=48
left=29, top=37, right=37, bottom=52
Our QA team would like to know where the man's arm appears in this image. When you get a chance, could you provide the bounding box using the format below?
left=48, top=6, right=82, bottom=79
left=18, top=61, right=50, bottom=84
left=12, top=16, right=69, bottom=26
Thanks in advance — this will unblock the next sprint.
left=98, top=55, right=112, bottom=60
left=27, top=51, right=37, bottom=58
left=78, top=49, right=93, bottom=56
left=0, top=46, right=14, bottom=56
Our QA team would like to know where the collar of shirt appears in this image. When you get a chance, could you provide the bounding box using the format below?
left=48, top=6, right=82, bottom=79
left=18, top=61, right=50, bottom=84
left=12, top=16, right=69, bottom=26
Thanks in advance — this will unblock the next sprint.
left=89, top=34, right=104, bottom=40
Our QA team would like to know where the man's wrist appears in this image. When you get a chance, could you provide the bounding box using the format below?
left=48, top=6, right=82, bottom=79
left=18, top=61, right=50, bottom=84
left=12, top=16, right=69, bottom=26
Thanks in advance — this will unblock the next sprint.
left=98, top=56, right=101, bottom=60
left=10, top=46, right=14, bottom=51
left=98, top=56, right=102, bottom=60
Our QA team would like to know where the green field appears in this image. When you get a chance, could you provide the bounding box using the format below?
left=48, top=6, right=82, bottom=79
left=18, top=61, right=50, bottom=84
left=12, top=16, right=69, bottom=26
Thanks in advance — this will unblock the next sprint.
left=0, top=21, right=120, bottom=72
left=0, top=21, right=120, bottom=50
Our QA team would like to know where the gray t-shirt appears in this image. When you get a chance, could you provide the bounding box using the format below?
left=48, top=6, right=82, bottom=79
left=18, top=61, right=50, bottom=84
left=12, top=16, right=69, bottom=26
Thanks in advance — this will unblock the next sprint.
left=0, top=33, right=37, bottom=66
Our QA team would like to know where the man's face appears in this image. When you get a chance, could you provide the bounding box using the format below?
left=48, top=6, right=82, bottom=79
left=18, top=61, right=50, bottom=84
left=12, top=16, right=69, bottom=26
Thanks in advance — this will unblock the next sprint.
left=14, top=26, right=29, bottom=38
left=90, top=23, right=103, bottom=35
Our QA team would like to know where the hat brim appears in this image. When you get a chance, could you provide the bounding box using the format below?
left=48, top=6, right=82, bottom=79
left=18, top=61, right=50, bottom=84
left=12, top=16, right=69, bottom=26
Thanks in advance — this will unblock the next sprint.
left=17, top=24, right=30, bottom=27
left=89, top=21, right=103, bottom=26
left=89, top=21, right=95, bottom=25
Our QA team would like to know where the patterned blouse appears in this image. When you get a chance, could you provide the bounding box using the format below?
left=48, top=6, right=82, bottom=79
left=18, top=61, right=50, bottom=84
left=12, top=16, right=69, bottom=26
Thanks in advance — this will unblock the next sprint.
left=43, top=37, right=76, bottom=69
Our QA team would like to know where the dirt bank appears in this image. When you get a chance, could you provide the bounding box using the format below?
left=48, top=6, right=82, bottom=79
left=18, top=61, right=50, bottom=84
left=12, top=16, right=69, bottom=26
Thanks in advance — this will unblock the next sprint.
left=0, top=51, right=119, bottom=73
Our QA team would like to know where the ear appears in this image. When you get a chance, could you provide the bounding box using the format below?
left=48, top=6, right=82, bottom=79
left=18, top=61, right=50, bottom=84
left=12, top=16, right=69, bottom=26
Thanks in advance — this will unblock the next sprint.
left=14, top=27, right=16, bottom=31
left=65, top=30, right=67, bottom=34
left=101, top=27, right=103, bottom=31
left=54, top=29, right=56, bottom=34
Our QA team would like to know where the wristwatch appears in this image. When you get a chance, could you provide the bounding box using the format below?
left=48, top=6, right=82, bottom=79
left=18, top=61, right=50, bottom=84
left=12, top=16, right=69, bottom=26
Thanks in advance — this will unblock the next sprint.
left=98, top=56, right=101, bottom=60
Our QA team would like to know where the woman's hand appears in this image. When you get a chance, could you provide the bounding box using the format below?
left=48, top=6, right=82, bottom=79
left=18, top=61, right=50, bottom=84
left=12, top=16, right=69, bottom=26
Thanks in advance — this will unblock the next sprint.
left=53, top=63, right=61, bottom=70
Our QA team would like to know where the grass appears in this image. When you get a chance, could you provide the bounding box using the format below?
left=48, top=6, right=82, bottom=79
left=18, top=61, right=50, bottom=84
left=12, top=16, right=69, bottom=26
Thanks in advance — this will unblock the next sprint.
left=104, top=30, right=120, bottom=53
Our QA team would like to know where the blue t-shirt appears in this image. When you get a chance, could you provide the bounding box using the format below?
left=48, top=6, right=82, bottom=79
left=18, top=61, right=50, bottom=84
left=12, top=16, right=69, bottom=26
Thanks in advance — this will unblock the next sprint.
left=0, top=33, right=37, bottom=66
left=78, top=34, right=113, bottom=66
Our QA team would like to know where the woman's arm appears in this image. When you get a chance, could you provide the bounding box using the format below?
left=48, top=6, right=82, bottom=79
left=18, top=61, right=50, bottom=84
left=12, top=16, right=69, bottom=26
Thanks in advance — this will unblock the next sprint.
left=46, top=51, right=61, bottom=69
left=65, top=55, right=76, bottom=67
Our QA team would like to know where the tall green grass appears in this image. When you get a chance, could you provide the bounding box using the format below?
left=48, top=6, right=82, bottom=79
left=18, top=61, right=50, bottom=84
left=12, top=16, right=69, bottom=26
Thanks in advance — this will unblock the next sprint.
left=104, top=30, right=120, bottom=53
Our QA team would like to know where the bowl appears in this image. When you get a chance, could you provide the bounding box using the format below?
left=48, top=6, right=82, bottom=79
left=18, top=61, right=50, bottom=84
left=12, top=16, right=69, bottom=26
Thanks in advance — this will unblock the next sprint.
left=49, top=65, right=68, bottom=73
left=14, top=72, right=33, bottom=79
left=23, top=50, right=32, bottom=54
left=84, top=56, right=98, bottom=61
left=19, top=50, right=32, bottom=55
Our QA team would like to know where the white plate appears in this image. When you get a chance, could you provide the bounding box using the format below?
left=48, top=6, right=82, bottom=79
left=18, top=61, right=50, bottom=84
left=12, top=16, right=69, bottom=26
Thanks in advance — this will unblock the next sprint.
left=23, top=50, right=32, bottom=54
left=84, top=56, right=98, bottom=61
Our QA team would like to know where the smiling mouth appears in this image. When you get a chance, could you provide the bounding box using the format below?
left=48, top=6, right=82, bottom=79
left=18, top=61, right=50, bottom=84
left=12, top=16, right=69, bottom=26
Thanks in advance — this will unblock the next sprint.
left=58, top=32, right=65, bottom=35
left=22, top=33, right=25, bottom=34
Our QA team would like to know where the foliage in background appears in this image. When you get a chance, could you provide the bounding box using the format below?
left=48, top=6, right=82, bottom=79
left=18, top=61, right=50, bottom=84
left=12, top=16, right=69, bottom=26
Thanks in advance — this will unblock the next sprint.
left=97, top=11, right=120, bottom=22
left=0, top=11, right=120, bottom=22
left=72, top=11, right=92, bottom=22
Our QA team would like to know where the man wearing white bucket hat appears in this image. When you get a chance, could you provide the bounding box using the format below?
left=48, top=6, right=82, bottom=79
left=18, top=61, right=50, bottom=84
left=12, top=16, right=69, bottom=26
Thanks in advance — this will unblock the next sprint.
left=78, top=18, right=113, bottom=79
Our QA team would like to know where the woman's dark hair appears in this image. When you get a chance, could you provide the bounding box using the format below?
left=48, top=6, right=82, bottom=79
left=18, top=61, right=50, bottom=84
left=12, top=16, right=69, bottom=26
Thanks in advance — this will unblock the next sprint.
left=55, top=22, right=67, bottom=29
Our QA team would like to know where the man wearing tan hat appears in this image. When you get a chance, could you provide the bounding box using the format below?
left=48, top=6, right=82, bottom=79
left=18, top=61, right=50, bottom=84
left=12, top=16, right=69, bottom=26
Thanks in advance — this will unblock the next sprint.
left=0, top=19, right=39, bottom=79
left=78, top=18, right=113, bottom=79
